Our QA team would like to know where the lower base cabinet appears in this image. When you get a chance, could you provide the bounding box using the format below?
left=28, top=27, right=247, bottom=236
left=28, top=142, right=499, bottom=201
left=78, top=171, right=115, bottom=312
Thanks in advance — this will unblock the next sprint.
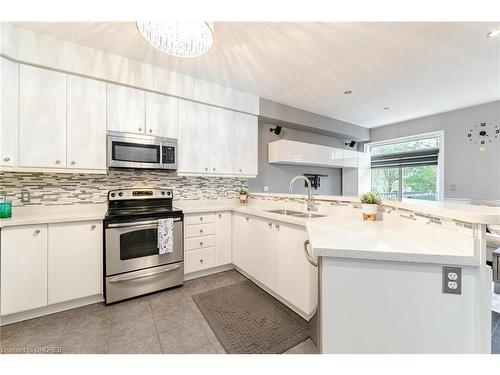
left=0, top=220, right=103, bottom=316
left=48, top=221, right=103, bottom=305
left=232, top=212, right=318, bottom=318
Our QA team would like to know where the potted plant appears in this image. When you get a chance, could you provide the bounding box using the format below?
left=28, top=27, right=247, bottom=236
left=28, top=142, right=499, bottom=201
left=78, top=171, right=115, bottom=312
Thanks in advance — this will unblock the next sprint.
left=360, top=192, right=382, bottom=221
left=239, top=188, right=248, bottom=204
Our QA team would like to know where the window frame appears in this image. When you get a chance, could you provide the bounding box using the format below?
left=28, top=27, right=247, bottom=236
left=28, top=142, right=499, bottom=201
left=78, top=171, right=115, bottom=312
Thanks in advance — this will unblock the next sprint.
left=364, top=130, right=445, bottom=201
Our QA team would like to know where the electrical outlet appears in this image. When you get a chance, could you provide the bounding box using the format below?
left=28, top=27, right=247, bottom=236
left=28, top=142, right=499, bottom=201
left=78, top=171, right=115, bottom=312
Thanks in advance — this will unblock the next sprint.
left=263, top=186, right=269, bottom=192
left=20, top=191, right=31, bottom=203
left=449, top=184, right=456, bottom=192
left=442, top=266, right=461, bottom=294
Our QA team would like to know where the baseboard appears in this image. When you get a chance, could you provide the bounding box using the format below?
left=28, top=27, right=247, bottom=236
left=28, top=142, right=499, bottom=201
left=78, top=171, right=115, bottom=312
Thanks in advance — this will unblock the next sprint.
left=0, top=294, right=103, bottom=326
left=233, top=266, right=314, bottom=321
left=184, top=264, right=234, bottom=281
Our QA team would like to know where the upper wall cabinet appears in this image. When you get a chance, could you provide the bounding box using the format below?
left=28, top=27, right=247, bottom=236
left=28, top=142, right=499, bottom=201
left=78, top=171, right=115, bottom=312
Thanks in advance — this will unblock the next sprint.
left=19, top=65, right=67, bottom=169
left=145, top=91, right=179, bottom=139
left=209, top=107, right=236, bottom=174
left=0, top=57, right=18, bottom=168
left=107, top=83, right=146, bottom=134
left=236, top=113, right=258, bottom=176
left=178, top=100, right=211, bottom=174
left=67, top=75, right=107, bottom=171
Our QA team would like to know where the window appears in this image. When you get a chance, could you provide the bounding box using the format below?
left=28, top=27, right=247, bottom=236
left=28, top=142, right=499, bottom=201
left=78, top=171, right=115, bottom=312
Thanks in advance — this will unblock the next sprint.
left=366, top=132, right=443, bottom=201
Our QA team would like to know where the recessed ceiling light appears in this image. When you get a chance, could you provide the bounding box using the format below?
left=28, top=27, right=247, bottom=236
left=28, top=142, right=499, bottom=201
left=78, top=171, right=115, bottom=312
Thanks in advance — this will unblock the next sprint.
left=382, top=107, right=390, bottom=110
left=343, top=90, right=352, bottom=95
left=487, top=28, right=500, bottom=38
left=136, top=21, right=214, bottom=58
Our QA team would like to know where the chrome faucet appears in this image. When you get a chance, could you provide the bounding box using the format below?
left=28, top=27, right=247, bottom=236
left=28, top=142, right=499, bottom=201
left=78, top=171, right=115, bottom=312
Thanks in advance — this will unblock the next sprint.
left=289, top=175, right=318, bottom=212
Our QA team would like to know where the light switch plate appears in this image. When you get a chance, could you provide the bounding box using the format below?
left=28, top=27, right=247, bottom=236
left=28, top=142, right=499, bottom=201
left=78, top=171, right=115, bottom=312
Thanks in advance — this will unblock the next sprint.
left=442, top=266, right=461, bottom=294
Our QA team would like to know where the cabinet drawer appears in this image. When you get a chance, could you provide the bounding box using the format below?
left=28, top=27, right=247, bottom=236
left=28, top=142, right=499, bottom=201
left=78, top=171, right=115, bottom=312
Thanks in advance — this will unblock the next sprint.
left=185, top=213, right=215, bottom=225
left=185, top=247, right=215, bottom=273
left=185, top=223, right=215, bottom=238
left=185, top=235, right=215, bottom=251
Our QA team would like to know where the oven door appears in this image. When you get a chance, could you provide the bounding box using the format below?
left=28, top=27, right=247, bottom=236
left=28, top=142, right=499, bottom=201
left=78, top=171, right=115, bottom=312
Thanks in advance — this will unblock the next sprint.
left=105, top=217, right=183, bottom=276
left=108, top=133, right=162, bottom=169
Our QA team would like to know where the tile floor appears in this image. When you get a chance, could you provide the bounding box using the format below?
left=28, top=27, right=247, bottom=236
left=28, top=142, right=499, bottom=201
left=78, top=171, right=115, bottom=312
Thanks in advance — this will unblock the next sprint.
left=492, top=311, right=500, bottom=354
left=0, top=270, right=318, bottom=354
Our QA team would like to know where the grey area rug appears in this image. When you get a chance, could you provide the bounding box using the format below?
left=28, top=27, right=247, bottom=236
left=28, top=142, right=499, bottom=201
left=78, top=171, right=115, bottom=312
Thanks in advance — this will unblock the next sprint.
left=192, top=279, right=310, bottom=354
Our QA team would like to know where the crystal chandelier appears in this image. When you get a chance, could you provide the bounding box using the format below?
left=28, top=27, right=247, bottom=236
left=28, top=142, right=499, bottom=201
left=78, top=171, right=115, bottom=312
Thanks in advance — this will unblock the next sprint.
left=136, top=21, right=214, bottom=58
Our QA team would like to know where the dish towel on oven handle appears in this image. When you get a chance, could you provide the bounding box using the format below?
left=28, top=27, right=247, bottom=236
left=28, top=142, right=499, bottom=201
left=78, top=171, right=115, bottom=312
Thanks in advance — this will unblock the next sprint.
left=157, top=218, right=174, bottom=254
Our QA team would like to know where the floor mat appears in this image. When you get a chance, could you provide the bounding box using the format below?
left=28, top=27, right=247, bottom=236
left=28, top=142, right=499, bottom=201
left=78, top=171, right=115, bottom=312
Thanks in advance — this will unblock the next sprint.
left=192, top=279, right=310, bottom=354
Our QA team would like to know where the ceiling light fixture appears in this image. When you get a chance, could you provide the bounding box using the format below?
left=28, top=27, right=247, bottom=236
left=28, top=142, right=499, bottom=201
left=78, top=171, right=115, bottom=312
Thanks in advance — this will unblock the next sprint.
left=487, top=28, right=500, bottom=38
left=136, top=21, right=214, bottom=58
left=382, top=107, right=390, bottom=110
left=344, top=90, right=353, bottom=95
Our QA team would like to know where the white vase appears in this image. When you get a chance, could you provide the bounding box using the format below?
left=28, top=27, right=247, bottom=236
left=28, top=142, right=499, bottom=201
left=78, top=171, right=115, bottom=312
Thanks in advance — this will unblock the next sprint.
left=362, top=204, right=378, bottom=221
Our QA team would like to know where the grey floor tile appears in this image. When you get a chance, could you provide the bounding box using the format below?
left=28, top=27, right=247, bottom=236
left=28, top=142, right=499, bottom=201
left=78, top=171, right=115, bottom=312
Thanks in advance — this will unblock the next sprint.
left=492, top=312, right=500, bottom=334
left=283, top=338, right=318, bottom=354
left=158, top=320, right=211, bottom=354
left=111, top=299, right=153, bottom=322
left=2, top=321, right=66, bottom=350
left=1, top=310, right=71, bottom=335
left=153, top=299, right=197, bottom=333
left=204, top=270, right=244, bottom=290
left=181, top=278, right=212, bottom=297
left=60, top=330, right=109, bottom=354
left=492, top=328, right=500, bottom=354
left=192, top=344, right=217, bottom=354
left=61, top=312, right=112, bottom=340
left=197, top=318, right=218, bottom=344
left=109, top=334, right=162, bottom=354
left=108, top=315, right=157, bottom=343
left=149, top=287, right=187, bottom=310
left=185, top=296, right=205, bottom=320
left=211, top=339, right=227, bottom=354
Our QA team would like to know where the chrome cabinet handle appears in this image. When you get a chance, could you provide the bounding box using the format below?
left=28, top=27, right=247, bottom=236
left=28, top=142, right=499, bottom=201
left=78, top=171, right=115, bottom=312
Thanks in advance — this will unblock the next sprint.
left=70, top=161, right=76, bottom=165
left=199, top=242, right=203, bottom=246
left=138, top=127, right=143, bottom=131
left=90, top=224, right=96, bottom=230
left=200, top=217, right=203, bottom=221
left=275, top=224, right=280, bottom=230
left=34, top=229, right=41, bottom=235
left=268, top=222, right=272, bottom=228
left=108, top=264, right=181, bottom=283
left=303, top=239, right=318, bottom=267
left=239, top=169, right=242, bottom=172
left=245, top=217, right=249, bottom=221
left=218, top=214, right=222, bottom=218
left=3, top=157, right=10, bottom=162
left=55, top=160, right=61, bottom=164
left=205, top=167, right=208, bottom=171
left=200, top=229, right=203, bottom=234
left=200, top=259, right=204, bottom=263
left=148, top=129, right=153, bottom=133
left=213, top=168, right=216, bottom=171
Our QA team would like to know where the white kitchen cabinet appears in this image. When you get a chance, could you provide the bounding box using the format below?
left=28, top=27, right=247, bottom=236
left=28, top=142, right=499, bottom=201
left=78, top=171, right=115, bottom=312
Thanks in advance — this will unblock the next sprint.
left=0, top=57, right=19, bottom=168
left=67, top=75, right=107, bottom=171
left=47, top=221, right=103, bottom=305
left=19, top=65, right=67, bottom=168
left=107, top=83, right=145, bottom=134
left=145, top=91, right=179, bottom=138
left=251, top=217, right=276, bottom=291
left=215, top=211, right=232, bottom=266
left=178, top=99, right=210, bottom=174
left=209, top=107, right=236, bottom=174
left=275, top=223, right=318, bottom=316
left=235, top=112, right=258, bottom=176
left=343, top=149, right=358, bottom=168
left=1, top=225, right=48, bottom=315
left=185, top=247, right=216, bottom=273
left=231, top=213, right=253, bottom=275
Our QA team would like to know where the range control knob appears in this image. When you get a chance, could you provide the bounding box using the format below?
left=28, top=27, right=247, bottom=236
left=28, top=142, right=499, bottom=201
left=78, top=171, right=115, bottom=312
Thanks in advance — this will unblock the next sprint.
left=161, top=191, right=165, bottom=196
left=166, top=191, right=171, bottom=196
left=110, top=193, right=116, bottom=198
left=118, top=192, right=123, bottom=197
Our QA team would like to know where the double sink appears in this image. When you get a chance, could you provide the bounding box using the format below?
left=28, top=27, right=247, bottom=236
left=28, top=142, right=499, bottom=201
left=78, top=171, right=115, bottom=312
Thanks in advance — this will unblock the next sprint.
left=266, top=209, right=326, bottom=219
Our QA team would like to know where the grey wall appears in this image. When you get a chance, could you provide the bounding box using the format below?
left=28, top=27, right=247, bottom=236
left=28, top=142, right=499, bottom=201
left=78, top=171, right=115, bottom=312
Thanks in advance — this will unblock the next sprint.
left=370, top=101, right=500, bottom=200
left=248, top=122, right=349, bottom=195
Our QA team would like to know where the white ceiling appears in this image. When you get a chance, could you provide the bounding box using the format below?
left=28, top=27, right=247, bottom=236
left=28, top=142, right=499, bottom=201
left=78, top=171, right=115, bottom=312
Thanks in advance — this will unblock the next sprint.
left=14, top=22, right=500, bottom=128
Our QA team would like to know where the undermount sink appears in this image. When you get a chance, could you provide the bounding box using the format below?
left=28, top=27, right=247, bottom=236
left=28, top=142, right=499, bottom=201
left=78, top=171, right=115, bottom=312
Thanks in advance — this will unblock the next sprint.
left=266, top=209, right=326, bottom=219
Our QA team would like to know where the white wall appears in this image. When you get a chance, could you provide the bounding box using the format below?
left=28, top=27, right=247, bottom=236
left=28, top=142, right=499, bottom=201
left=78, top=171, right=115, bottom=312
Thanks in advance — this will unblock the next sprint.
left=370, top=101, right=500, bottom=200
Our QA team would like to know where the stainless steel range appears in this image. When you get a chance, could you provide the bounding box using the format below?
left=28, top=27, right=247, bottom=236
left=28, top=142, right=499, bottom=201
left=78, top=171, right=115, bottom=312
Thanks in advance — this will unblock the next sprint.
left=104, top=188, right=184, bottom=304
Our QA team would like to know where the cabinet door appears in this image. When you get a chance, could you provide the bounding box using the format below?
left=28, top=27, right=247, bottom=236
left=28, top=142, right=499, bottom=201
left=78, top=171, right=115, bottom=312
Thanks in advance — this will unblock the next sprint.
left=106, top=83, right=145, bottom=134
left=178, top=99, right=210, bottom=174
left=1, top=225, right=48, bottom=315
left=209, top=107, right=236, bottom=174
left=231, top=213, right=251, bottom=274
left=19, top=65, right=66, bottom=168
left=67, top=75, right=107, bottom=170
left=250, top=217, right=276, bottom=291
left=343, top=149, right=358, bottom=168
left=0, top=58, right=19, bottom=167
left=145, top=92, right=179, bottom=138
left=48, top=221, right=102, bottom=305
left=215, top=211, right=232, bottom=266
left=275, top=224, right=318, bottom=316
left=235, top=113, right=258, bottom=176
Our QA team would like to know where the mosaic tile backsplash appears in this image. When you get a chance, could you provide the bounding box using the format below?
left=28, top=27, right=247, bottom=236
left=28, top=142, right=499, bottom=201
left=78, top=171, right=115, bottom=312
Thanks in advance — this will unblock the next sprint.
left=0, top=170, right=248, bottom=206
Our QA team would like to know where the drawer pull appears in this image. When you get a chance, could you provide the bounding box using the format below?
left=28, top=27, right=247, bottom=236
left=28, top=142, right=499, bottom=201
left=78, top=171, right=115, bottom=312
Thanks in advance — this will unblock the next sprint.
left=200, top=259, right=204, bottom=263
left=200, top=242, right=203, bottom=246
left=200, top=217, right=203, bottom=221
left=34, top=229, right=41, bottom=235
left=200, top=229, right=203, bottom=234
left=3, top=157, right=10, bottom=162
left=90, top=224, right=96, bottom=230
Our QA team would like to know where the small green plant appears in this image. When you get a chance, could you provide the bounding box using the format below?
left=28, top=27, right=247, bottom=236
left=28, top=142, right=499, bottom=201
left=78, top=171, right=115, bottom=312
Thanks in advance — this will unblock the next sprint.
left=360, top=192, right=382, bottom=205
left=239, top=188, right=248, bottom=195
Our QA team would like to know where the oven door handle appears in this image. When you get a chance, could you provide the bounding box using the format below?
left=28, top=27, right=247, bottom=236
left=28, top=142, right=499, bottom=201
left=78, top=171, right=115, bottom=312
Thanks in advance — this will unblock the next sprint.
left=108, top=263, right=181, bottom=283
left=107, top=218, right=181, bottom=228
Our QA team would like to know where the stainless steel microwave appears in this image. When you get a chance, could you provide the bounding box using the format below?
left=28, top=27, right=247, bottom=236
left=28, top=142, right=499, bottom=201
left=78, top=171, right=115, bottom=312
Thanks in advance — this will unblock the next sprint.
left=107, top=132, right=177, bottom=170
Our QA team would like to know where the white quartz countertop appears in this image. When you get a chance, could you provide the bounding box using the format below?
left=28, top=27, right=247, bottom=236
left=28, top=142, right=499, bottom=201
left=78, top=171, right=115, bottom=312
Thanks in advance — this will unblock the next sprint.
left=306, top=216, right=478, bottom=266
left=0, top=203, right=108, bottom=228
